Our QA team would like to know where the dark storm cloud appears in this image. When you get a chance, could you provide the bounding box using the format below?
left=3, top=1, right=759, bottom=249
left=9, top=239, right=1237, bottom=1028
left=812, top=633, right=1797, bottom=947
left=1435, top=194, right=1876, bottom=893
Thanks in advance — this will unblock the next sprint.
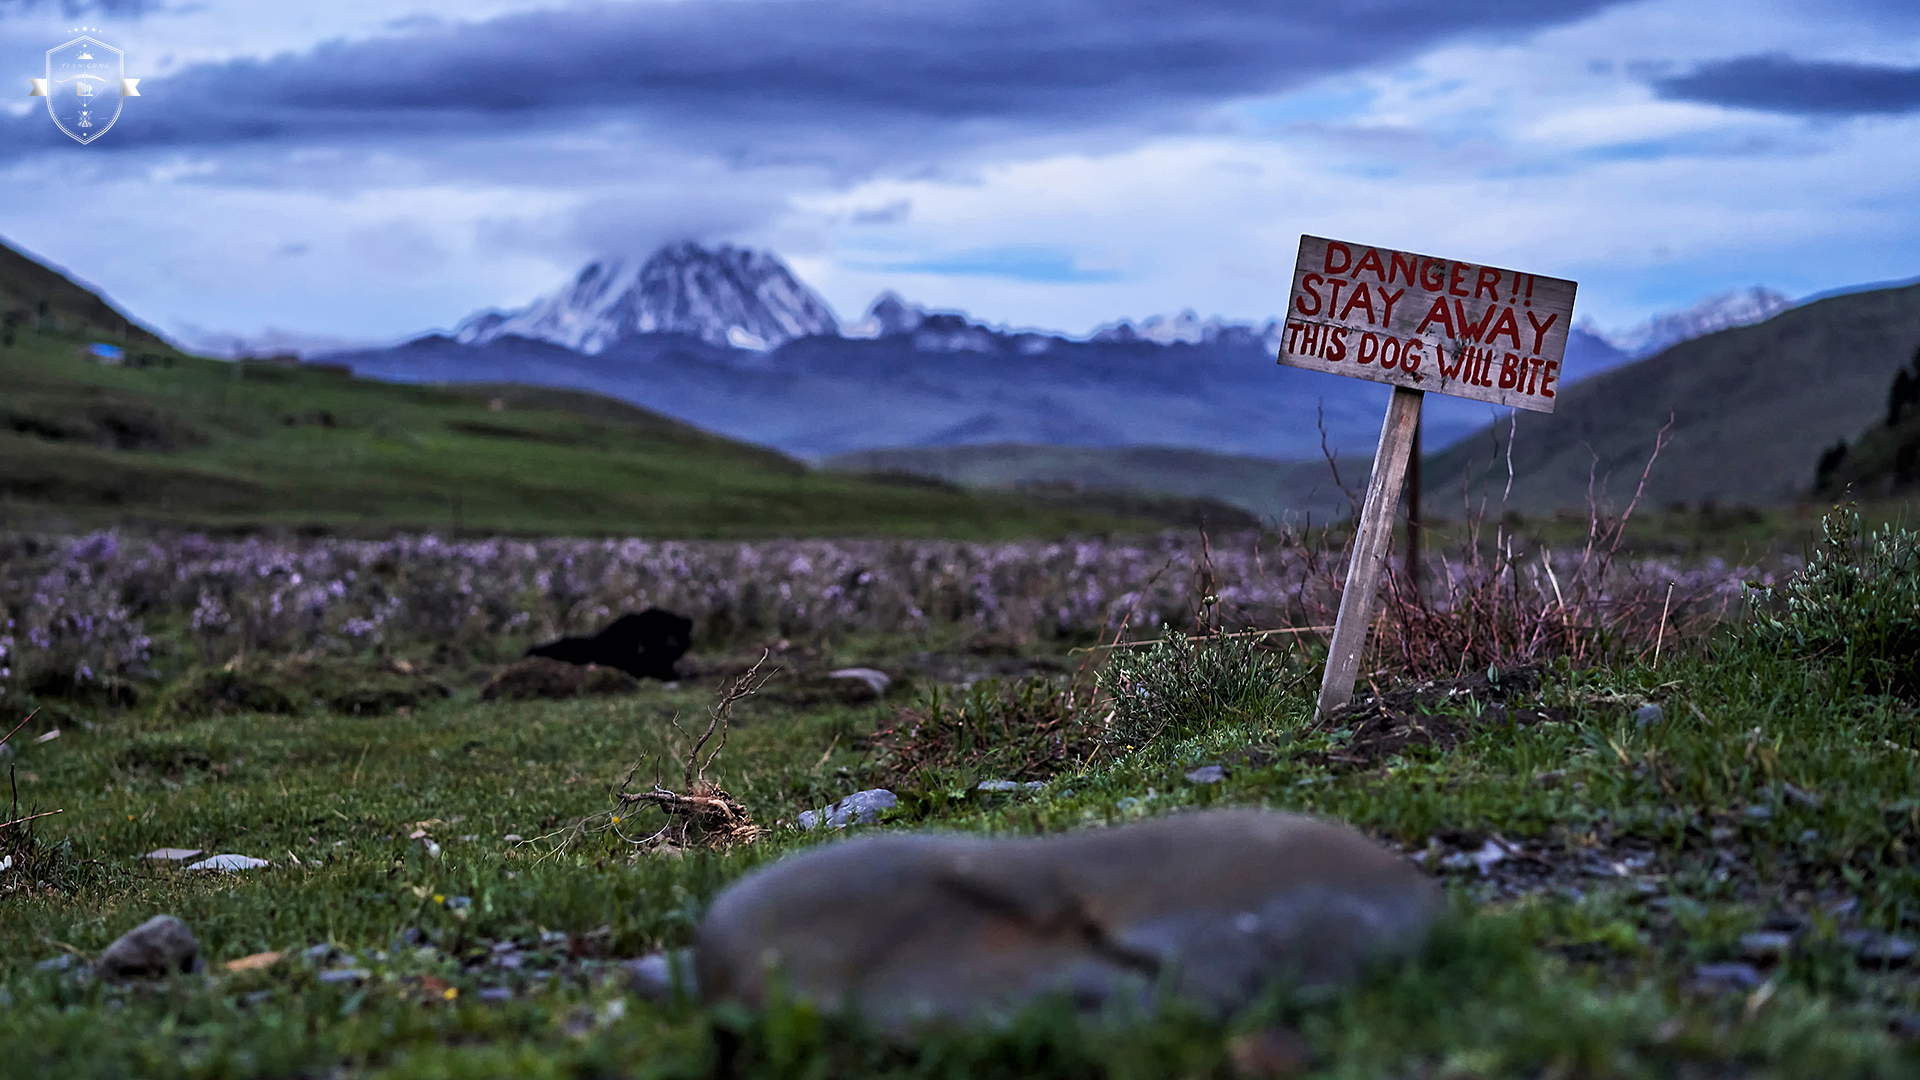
left=1654, top=54, right=1920, bottom=116
left=0, top=0, right=159, bottom=16
left=0, top=0, right=1625, bottom=162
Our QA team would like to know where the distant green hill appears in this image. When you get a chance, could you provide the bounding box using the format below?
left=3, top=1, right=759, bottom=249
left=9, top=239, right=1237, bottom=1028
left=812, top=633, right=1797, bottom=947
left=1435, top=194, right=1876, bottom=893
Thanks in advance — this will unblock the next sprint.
left=0, top=235, right=1190, bottom=538
left=825, top=443, right=1369, bottom=526
left=0, top=328, right=1190, bottom=538
left=1425, top=281, right=1920, bottom=512
left=0, top=238, right=164, bottom=348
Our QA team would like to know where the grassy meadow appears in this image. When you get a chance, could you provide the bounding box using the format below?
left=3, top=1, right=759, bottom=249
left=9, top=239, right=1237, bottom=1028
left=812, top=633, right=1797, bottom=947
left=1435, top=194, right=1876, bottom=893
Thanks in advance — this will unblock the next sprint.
left=1, top=510, right=1920, bottom=1078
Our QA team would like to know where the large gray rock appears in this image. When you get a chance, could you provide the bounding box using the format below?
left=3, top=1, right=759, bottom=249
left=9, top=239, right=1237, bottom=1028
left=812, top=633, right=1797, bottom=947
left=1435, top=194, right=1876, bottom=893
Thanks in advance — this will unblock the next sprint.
left=696, top=810, right=1438, bottom=1028
left=99, top=915, right=200, bottom=979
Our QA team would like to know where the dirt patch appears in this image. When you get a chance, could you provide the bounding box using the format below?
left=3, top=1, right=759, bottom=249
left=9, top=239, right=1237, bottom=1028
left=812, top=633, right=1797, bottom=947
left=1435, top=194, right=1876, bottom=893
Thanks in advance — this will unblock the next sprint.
left=1314, top=665, right=1568, bottom=769
left=114, top=739, right=221, bottom=780
left=479, top=658, right=640, bottom=702
left=899, top=650, right=1067, bottom=687
left=163, top=668, right=301, bottom=717
left=161, top=659, right=452, bottom=718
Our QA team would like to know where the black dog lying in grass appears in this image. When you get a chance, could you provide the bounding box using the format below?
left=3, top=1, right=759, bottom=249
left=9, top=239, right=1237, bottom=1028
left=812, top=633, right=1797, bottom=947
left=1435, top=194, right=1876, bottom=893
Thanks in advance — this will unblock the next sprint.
left=526, top=608, right=692, bottom=681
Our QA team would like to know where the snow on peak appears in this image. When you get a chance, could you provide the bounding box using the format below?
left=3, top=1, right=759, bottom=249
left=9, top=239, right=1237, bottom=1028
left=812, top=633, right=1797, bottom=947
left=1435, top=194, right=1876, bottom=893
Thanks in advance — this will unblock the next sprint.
left=1089, top=310, right=1286, bottom=353
left=843, top=290, right=929, bottom=338
left=1602, top=286, right=1794, bottom=357
left=454, top=242, right=841, bottom=353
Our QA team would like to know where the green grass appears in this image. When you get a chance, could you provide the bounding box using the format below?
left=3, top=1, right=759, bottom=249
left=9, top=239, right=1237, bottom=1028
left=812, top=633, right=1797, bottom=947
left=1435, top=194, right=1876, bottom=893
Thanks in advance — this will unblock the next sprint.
left=0, top=330, right=1176, bottom=539
left=6, top=616, right=1920, bottom=1077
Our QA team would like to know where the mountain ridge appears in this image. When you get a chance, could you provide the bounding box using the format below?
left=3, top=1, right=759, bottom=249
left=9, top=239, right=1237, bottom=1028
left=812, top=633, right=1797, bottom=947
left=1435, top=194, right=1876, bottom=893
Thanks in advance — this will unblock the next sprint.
left=331, top=239, right=1635, bottom=462
left=1426, top=281, right=1920, bottom=511
left=455, top=241, right=841, bottom=353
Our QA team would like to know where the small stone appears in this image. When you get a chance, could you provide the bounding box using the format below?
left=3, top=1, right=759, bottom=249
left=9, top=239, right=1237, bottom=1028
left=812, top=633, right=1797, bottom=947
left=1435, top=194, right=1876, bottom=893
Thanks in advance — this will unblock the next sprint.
left=1738, top=932, right=1795, bottom=960
left=99, top=915, right=199, bottom=979
left=697, top=810, right=1439, bottom=1029
left=478, top=986, right=513, bottom=1002
left=1744, top=805, right=1773, bottom=821
left=503, top=834, right=524, bottom=843
left=35, top=954, right=77, bottom=973
left=317, top=968, right=370, bottom=984
left=1855, top=935, right=1915, bottom=966
left=1185, top=765, right=1227, bottom=785
left=826, top=668, right=891, bottom=700
left=1440, top=839, right=1506, bottom=875
left=796, top=789, right=896, bottom=830
left=625, top=949, right=697, bottom=1002
left=1227, top=1025, right=1312, bottom=1079
left=1633, top=704, right=1664, bottom=727
left=186, top=853, right=271, bottom=871
left=975, top=779, right=1045, bottom=793
left=141, top=848, right=203, bottom=863
left=1692, top=962, right=1763, bottom=992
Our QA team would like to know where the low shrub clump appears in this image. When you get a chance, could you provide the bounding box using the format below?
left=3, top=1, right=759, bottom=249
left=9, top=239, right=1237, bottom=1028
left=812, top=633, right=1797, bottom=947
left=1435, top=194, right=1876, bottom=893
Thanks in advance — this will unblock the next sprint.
left=1096, top=627, right=1300, bottom=751
left=1736, top=506, right=1920, bottom=697
left=863, top=676, right=1099, bottom=789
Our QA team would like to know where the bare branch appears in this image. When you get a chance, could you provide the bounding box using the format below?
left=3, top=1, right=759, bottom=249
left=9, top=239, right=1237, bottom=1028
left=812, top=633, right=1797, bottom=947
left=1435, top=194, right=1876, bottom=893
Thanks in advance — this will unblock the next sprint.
left=688, top=650, right=776, bottom=789
left=1317, top=400, right=1362, bottom=520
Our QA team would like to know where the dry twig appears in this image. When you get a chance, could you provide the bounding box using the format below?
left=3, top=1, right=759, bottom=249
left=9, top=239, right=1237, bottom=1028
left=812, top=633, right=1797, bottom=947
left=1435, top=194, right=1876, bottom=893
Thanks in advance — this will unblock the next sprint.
left=612, top=651, right=774, bottom=852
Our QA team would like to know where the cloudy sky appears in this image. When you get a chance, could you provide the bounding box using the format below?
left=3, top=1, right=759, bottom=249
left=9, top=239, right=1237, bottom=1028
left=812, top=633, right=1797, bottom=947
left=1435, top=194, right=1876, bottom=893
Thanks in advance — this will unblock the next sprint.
left=1, top=0, right=1917, bottom=353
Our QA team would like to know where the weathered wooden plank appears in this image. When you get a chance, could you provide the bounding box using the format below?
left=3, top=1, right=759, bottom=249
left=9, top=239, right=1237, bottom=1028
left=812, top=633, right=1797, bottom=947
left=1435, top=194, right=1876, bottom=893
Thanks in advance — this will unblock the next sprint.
left=1279, top=235, right=1577, bottom=414
left=1315, top=385, right=1424, bottom=720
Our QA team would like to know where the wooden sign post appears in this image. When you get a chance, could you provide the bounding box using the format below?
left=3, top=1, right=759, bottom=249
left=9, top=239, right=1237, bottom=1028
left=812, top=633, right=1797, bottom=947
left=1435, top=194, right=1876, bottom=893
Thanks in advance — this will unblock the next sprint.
left=1277, top=235, right=1577, bottom=720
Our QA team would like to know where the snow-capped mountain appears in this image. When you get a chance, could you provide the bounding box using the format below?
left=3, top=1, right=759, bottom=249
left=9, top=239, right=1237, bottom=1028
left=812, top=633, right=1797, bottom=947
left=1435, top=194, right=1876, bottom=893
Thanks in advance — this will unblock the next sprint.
left=454, top=242, right=841, bottom=353
left=1600, top=286, right=1793, bottom=358
left=1089, top=310, right=1286, bottom=353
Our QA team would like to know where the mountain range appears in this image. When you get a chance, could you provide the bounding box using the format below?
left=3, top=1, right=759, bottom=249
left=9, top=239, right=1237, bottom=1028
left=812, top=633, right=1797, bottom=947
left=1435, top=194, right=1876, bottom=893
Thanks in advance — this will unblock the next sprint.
left=326, top=242, right=1642, bottom=462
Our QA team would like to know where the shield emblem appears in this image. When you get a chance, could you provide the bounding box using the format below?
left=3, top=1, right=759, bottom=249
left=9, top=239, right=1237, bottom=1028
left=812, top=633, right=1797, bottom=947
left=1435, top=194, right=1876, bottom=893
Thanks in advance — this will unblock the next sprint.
left=45, top=36, right=127, bottom=144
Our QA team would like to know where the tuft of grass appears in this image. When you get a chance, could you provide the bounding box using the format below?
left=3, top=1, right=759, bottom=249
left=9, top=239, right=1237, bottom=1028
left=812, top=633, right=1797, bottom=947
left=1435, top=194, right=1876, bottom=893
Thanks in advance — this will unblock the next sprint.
left=863, top=675, right=1098, bottom=793
left=1097, top=626, right=1300, bottom=751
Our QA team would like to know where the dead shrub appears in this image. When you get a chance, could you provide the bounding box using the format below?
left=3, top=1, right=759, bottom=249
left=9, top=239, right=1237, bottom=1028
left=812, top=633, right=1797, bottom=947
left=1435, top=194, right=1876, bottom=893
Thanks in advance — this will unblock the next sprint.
left=611, top=652, right=772, bottom=853
left=1345, top=414, right=1719, bottom=681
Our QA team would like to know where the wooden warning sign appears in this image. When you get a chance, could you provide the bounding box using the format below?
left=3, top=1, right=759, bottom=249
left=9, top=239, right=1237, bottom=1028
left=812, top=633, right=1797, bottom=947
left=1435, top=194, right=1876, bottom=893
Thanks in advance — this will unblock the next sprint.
left=1280, top=235, right=1577, bottom=412
left=1280, top=235, right=1576, bottom=719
